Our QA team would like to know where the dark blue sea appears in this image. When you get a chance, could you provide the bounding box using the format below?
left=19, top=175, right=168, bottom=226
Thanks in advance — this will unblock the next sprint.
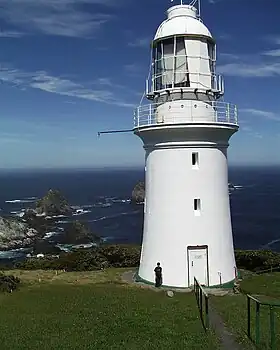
left=0, top=166, right=279, bottom=258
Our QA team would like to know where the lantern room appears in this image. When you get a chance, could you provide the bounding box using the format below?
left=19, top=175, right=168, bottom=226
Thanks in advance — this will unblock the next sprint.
left=146, top=4, right=224, bottom=100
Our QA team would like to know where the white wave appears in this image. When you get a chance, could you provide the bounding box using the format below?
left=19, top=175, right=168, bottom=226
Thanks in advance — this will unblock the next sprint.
left=56, top=244, right=72, bottom=252
left=80, top=204, right=95, bottom=209
left=43, top=231, right=61, bottom=240
left=10, top=211, right=25, bottom=218
left=5, top=197, right=37, bottom=204
left=72, top=243, right=97, bottom=249
left=73, top=209, right=91, bottom=216
left=92, top=202, right=112, bottom=208
left=56, top=242, right=98, bottom=252
left=260, top=239, right=280, bottom=249
left=111, top=199, right=131, bottom=204
left=102, top=236, right=115, bottom=242
left=234, top=185, right=243, bottom=189
left=89, top=210, right=140, bottom=223
left=0, top=248, right=30, bottom=259
left=56, top=220, right=69, bottom=224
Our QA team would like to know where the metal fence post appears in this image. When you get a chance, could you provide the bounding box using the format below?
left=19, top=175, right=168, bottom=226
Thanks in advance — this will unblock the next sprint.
left=270, top=306, right=275, bottom=350
left=256, top=302, right=260, bottom=347
left=199, top=289, right=203, bottom=320
left=205, top=296, right=209, bottom=329
left=247, top=295, right=251, bottom=339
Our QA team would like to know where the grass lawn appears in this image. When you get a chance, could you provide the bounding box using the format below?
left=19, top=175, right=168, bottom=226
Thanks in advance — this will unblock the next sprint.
left=240, top=272, right=280, bottom=298
left=212, top=272, right=280, bottom=350
left=0, top=269, right=219, bottom=349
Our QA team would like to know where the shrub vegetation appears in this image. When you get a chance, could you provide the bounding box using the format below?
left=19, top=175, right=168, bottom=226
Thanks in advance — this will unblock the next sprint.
left=0, top=273, right=20, bottom=292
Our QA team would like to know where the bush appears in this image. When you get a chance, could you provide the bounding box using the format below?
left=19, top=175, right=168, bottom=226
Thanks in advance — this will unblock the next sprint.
left=235, top=249, right=280, bottom=272
left=0, top=273, right=20, bottom=292
left=12, top=245, right=141, bottom=271
left=99, top=245, right=140, bottom=268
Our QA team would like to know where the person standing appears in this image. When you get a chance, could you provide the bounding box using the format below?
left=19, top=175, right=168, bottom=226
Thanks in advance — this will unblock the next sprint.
left=154, top=262, right=162, bottom=287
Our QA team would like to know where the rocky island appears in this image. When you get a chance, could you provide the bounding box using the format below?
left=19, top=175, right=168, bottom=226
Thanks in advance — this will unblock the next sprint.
left=0, top=189, right=100, bottom=255
left=131, top=181, right=145, bottom=204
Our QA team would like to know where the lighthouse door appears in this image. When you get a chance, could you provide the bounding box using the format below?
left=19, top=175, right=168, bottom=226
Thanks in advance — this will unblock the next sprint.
left=188, top=246, right=209, bottom=287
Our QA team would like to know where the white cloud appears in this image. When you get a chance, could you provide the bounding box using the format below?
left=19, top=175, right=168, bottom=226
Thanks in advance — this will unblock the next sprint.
left=208, top=0, right=223, bottom=4
left=0, top=30, right=25, bottom=38
left=265, top=35, right=280, bottom=46
left=240, top=108, right=280, bottom=121
left=93, top=77, right=127, bottom=90
left=128, top=37, right=151, bottom=48
left=219, top=53, right=240, bottom=60
left=218, top=34, right=231, bottom=40
left=0, top=65, right=136, bottom=108
left=217, top=62, right=280, bottom=77
left=0, top=0, right=118, bottom=37
left=124, top=63, right=143, bottom=77
left=262, top=49, right=280, bottom=57
left=240, top=125, right=263, bottom=139
left=218, top=40, right=280, bottom=78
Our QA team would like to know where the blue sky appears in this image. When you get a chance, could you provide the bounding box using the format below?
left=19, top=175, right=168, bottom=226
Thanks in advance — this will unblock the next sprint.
left=0, top=0, right=279, bottom=169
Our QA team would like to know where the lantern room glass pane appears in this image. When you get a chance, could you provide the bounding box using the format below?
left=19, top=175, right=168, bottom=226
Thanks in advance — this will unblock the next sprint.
left=154, top=42, right=163, bottom=90
left=174, top=36, right=190, bottom=87
left=207, top=41, right=216, bottom=89
left=162, top=38, right=174, bottom=88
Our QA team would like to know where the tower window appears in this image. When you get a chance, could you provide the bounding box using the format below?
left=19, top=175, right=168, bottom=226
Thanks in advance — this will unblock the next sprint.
left=194, top=199, right=201, bottom=215
left=192, top=152, right=199, bottom=168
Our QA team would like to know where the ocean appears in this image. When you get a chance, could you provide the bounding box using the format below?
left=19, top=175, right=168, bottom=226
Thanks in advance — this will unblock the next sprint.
left=0, top=166, right=279, bottom=258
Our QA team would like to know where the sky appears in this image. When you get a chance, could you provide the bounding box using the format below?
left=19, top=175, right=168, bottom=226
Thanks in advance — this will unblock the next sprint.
left=0, top=0, right=279, bottom=169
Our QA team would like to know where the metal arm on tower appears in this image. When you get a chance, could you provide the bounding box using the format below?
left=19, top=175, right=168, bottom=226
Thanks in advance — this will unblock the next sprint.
left=97, top=129, right=133, bottom=137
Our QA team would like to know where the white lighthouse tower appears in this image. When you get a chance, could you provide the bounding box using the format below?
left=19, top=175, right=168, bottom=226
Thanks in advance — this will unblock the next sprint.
left=134, top=0, right=239, bottom=288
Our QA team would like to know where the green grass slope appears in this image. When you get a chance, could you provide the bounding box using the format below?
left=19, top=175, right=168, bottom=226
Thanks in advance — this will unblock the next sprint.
left=0, top=269, right=219, bottom=349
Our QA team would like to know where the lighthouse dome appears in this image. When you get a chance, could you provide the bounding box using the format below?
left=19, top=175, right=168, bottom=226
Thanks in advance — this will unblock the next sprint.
left=154, top=5, right=213, bottom=41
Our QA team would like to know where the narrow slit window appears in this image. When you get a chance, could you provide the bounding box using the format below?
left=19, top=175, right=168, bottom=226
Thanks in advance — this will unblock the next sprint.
left=194, top=198, right=201, bottom=214
left=192, top=152, right=199, bottom=167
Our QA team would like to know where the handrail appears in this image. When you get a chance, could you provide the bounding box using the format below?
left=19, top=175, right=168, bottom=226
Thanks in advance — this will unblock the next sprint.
left=194, top=276, right=209, bottom=331
left=247, top=294, right=280, bottom=349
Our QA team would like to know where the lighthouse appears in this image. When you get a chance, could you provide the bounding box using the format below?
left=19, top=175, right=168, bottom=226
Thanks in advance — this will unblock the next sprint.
left=133, top=1, right=239, bottom=288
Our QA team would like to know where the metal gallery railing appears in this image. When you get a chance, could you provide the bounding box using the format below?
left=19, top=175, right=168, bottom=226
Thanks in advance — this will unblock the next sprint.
left=134, top=101, right=238, bottom=128
left=194, top=276, right=210, bottom=331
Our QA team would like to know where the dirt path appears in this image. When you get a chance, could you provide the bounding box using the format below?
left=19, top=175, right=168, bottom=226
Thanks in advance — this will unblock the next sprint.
left=209, top=303, right=243, bottom=350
